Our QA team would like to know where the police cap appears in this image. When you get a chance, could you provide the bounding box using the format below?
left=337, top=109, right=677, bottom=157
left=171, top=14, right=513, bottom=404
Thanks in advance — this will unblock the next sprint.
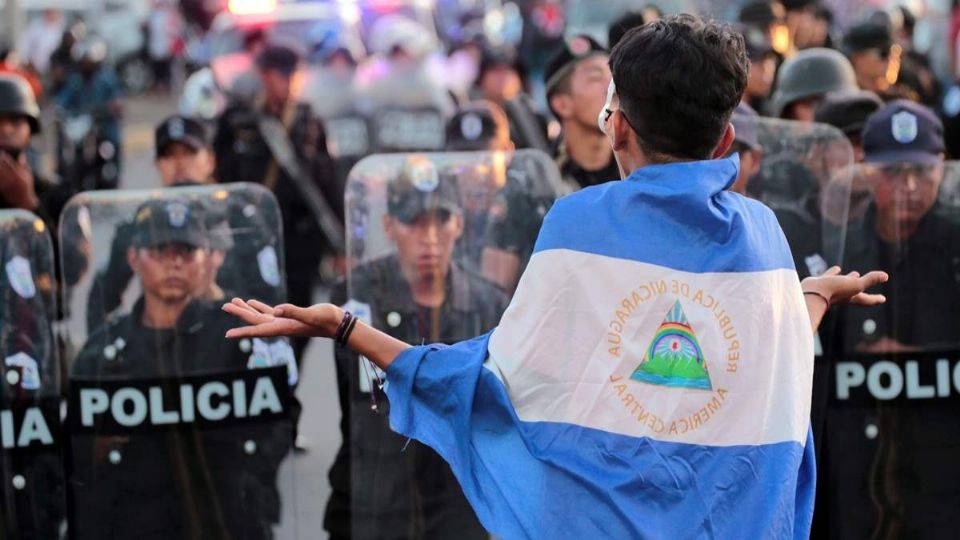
left=738, top=1, right=784, bottom=28
left=544, top=35, right=607, bottom=96
left=155, top=115, right=209, bottom=157
left=387, top=158, right=461, bottom=224
left=131, top=199, right=210, bottom=250
left=842, top=22, right=893, bottom=55
left=863, top=100, right=944, bottom=164
left=256, top=42, right=303, bottom=77
left=446, top=103, right=504, bottom=151
left=0, top=74, right=40, bottom=134
left=814, top=91, right=883, bottom=136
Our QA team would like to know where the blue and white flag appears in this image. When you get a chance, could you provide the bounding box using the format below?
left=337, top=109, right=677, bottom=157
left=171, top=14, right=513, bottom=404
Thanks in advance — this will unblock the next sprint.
left=385, top=156, right=816, bottom=539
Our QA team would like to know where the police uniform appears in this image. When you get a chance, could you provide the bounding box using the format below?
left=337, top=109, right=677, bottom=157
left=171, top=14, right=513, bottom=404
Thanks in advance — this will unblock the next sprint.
left=68, top=199, right=295, bottom=540
left=0, top=210, right=64, bottom=538
left=483, top=155, right=561, bottom=278
left=212, top=44, right=342, bottom=358
left=323, top=170, right=509, bottom=540
left=816, top=102, right=960, bottom=539
left=87, top=116, right=284, bottom=330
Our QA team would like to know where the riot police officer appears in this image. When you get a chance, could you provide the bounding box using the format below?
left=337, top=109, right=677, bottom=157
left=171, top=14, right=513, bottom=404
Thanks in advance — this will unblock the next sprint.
left=769, top=47, right=858, bottom=120
left=819, top=100, right=960, bottom=539
left=0, top=73, right=84, bottom=290
left=0, top=74, right=72, bottom=226
left=213, top=42, right=341, bottom=361
left=69, top=198, right=295, bottom=540
left=324, top=165, right=508, bottom=540
left=85, top=115, right=275, bottom=329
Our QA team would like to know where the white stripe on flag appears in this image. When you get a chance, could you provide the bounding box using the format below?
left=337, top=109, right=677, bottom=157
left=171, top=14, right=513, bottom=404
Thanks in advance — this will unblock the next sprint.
left=487, top=248, right=813, bottom=447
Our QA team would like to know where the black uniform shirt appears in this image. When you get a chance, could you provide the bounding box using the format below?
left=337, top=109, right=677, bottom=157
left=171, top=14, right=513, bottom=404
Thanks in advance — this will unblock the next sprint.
left=324, top=255, right=508, bottom=540
left=820, top=204, right=960, bottom=540
left=69, top=299, right=292, bottom=540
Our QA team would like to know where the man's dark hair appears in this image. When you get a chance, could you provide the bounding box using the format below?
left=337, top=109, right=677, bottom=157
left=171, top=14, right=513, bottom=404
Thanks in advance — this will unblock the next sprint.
left=609, top=15, right=748, bottom=161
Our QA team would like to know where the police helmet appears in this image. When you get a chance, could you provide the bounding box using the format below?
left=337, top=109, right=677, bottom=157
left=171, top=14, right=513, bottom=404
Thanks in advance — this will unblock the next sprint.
left=0, top=74, right=41, bottom=134
left=769, top=48, right=857, bottom=118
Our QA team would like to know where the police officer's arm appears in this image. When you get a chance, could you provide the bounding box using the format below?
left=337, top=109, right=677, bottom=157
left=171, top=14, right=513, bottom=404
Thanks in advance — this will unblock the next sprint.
left=212, top=108, right=239, bottom=184
left=801, top=267, right=889, bottom=332
left=224, top=299, right=410, bottom=371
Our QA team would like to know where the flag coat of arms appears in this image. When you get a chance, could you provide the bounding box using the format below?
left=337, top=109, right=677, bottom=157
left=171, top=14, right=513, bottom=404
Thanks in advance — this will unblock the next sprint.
left=385, top=156, right=816, bottom=539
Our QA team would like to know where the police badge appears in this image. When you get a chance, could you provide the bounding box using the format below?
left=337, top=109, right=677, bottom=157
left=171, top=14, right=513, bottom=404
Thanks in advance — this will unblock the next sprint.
left=5, top=255, right=35, bottom=299
left=257, top=246, right=281, bottom=287
left=166, top=202, right=189, bottom=228
left=891, top=111, right=918, bottom=144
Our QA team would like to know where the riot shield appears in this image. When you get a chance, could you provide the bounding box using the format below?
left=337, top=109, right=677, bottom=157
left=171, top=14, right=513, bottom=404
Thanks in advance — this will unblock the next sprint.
left=370, top=107, right=447, bottom=153
left=331, top=150, right=562, bottom=539
left=58, top=184, right=297, bottom=539
left=0, top=210, right=65, bottom=538
left=733, top=117, right=855, bottom=279
left=815, top=161, right=960, bottom=539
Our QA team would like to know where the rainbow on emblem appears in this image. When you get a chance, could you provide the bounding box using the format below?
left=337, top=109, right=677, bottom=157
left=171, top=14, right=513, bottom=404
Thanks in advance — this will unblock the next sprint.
left=631, top=300, right=712, bottom=390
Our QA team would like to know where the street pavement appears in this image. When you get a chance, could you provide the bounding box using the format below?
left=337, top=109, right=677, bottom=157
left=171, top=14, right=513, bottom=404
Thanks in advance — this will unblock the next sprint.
left=118, top=94, right=341, bottom=538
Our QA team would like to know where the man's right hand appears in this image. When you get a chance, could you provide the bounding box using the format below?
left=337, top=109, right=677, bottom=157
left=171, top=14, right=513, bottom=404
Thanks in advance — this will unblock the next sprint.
left=801, top=266, right=889, bottom=307
left=223, top=298, right=343, bottom=339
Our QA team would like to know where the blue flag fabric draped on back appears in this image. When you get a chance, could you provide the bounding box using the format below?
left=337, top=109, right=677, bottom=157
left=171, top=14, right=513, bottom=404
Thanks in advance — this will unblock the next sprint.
left=384, top=156, right=816, bottom=539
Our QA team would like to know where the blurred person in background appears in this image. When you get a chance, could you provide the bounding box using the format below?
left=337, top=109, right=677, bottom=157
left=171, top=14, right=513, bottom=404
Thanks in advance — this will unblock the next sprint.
left=770, top=47, right=858, bottom=120
left=815, top=90, right=884, bottom=163
left=782, top=0, right=820, bottom=51
left=55, top=37, right=125, bottom=187
left=544, top=36, right=618, bottom=190
left=147, top=0, right=182, bottom=93
left=842, top=22, right=894, bottom=97
left=739, top=0, right=791, bottom=57
left=736, top=24, right=779, bottom=114
left=607, top=10, right=645, bottom=50
left=47, top=21, right=86, bottom=95
left=18, top=9, right=64, bottom=77
left=809, top=4, right=837, bottom=49
left=303, top=26, right=364, bottom=120
left=357, top=15, right=455, bottom=117
left=472, top=47, right=547, bottom=151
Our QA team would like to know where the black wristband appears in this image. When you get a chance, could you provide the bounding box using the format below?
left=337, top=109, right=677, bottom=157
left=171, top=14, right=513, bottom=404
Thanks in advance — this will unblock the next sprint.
left=341, top=313, right=360, bottom=347
left=803, top=290, right=830, bottom=308
left=334, top=311, right=353, bottom=345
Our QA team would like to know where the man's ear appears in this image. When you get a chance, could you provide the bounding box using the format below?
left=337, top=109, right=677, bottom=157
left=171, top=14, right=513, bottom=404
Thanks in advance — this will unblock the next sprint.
left=711, top=123, right=736, bottom=159
left=550, top=93, right=572, bottom=120
left=611, top=110, right=632, bottom=152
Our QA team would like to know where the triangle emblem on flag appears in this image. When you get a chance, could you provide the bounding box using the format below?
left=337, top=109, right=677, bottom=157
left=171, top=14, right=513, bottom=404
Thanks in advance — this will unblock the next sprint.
left=631, top=300, right=712, bottom=390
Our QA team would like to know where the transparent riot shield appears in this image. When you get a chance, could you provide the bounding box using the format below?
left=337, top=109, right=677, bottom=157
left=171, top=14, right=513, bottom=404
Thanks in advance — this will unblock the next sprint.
left=814, top=161, right=960, bottom=539
left=333, top=150, right=562, bottom=539
left=58, top=184, right=298, bottom=539
left=733, top=117, right=855, bottom=279
left=370, top=107, right=447, bottom=153
left=0, top=210, right=65, bottom=538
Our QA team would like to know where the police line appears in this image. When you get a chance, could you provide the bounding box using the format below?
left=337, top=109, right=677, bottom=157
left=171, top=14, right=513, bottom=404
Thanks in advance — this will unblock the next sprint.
left=831, top=352, right=960, bottom=402
left=68, top=367, right=290, bottom=434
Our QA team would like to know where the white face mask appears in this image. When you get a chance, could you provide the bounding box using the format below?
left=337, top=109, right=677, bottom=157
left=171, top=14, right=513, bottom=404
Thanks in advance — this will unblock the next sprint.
left=598, top=79, right=617, bottom=135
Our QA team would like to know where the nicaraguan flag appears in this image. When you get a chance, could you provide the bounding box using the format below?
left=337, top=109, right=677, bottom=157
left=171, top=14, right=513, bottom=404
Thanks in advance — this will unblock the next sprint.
left=385, top=156, right=816, bottom=539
